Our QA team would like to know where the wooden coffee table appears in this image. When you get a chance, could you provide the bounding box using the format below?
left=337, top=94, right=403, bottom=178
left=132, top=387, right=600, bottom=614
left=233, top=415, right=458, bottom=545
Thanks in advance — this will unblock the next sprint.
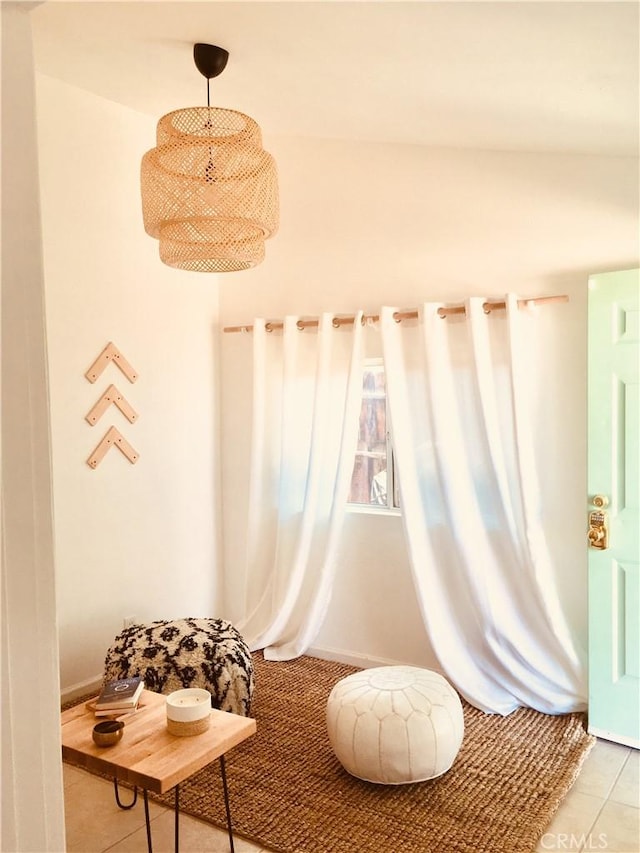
left=61, top=689, right=256, bottom=853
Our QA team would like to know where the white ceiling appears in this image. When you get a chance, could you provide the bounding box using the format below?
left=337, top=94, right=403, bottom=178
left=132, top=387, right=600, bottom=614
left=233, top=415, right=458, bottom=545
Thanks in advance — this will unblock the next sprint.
left=31, top=1, right=639, bottom=156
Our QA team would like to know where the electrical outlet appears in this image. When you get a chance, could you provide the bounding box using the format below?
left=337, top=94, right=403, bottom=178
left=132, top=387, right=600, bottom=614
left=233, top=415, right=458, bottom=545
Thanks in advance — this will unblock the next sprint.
left=123, top=616, right=138, bottom=629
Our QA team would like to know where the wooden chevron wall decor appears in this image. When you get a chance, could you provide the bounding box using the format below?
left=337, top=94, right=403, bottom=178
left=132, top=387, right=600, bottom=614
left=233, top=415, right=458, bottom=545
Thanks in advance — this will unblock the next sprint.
left=85, top=343, right=140, bottom=468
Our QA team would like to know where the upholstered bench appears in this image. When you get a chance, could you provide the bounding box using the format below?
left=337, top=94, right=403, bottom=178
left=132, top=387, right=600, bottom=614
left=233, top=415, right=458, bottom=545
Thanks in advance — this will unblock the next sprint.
left=103, top=617, right=254, bottom=716
left=326, top=665, right=464, bottom=784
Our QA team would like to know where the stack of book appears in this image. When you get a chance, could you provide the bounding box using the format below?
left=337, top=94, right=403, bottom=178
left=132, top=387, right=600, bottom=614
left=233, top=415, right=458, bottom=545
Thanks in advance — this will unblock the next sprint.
left=93, top=676, right=144, bottom=717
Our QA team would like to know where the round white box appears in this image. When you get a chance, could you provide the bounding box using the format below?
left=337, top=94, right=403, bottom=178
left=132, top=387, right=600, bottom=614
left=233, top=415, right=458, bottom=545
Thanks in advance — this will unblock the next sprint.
left=166, top=688, right=211, bottom=722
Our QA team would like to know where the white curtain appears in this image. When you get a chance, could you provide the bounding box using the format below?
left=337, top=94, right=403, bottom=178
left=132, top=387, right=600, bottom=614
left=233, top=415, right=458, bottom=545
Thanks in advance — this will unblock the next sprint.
left=381, top=296, right=587, bottom=715
left=238, top=313, right=364, bottom=660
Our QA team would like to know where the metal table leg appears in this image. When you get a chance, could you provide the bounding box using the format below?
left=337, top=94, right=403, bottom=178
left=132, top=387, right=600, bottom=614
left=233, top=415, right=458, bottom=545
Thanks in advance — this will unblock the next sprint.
left=174, top=783, right=180, bottom=853
left=219, top=755, right=235, bottom=853
left=114, top=778, right=152, bottom=853
left=113, top=778, right=137, bottom=809
left=113, top=758, right=235, bottom=853
left=143, top=789, right=153, bottom=853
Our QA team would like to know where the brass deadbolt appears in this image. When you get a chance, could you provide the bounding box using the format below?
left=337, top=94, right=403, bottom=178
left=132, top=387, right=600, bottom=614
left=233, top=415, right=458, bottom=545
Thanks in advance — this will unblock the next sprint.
left=588, top=507, right=609, bottom=550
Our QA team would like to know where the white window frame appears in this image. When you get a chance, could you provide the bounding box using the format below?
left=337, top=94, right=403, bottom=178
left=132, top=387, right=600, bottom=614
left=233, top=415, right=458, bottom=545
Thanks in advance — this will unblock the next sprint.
left=347, top=358, right=401, bottom=516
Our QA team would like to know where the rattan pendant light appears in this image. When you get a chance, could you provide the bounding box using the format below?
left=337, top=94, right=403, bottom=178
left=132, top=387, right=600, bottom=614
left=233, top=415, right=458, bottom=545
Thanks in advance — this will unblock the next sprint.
left=141, top=44, right=278, bottom=272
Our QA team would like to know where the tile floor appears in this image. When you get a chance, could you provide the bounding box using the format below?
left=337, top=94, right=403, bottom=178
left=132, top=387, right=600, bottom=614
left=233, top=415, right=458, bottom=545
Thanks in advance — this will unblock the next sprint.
left=63, top=738, right=638, bottom=853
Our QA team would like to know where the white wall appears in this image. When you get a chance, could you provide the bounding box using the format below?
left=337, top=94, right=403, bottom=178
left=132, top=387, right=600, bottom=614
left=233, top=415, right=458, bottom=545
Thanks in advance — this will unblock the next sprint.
left=1, top=6, right=65, bottom=850
left=33, top=74, right=640, bottom=685
left=219, top=135, right=639, bottom=669
left=36, top=75, right=224, bottom=692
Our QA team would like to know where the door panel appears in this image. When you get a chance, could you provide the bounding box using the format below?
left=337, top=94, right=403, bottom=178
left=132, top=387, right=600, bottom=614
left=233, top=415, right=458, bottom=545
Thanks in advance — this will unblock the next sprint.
left=588, top=268, right=640, bottom=746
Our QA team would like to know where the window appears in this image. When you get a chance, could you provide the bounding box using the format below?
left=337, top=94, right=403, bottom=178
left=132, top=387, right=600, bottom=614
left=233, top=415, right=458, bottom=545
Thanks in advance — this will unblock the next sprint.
left=348, top=360, right=400, bottom=511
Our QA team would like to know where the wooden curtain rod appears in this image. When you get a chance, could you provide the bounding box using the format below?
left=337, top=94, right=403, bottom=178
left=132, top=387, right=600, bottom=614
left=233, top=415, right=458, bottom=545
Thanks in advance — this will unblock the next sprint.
left=222, top=294, right=569, bottom=334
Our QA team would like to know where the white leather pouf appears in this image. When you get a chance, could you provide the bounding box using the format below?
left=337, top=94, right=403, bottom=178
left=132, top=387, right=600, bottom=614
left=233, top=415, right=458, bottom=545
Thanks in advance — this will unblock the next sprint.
left=326, top=666, right=464, bottom=785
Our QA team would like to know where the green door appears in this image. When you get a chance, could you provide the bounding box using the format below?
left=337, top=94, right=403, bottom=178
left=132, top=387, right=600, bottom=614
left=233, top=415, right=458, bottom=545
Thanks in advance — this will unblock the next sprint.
left=588, top=268, right=640, bottom=746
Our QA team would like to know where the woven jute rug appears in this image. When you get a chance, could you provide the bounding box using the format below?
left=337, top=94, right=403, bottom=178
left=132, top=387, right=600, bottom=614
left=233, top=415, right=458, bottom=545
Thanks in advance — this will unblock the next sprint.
left=142, top=653, right=592, bottom=853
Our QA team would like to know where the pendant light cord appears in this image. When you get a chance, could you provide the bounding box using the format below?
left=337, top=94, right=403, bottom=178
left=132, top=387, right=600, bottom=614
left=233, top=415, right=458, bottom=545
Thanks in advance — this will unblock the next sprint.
left=205, top=76, right=214, bottom=182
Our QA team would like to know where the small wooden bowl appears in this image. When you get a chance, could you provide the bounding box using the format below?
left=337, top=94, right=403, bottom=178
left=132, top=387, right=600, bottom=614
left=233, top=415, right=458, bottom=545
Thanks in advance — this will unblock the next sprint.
left=92, top=720, right=124, bottom=747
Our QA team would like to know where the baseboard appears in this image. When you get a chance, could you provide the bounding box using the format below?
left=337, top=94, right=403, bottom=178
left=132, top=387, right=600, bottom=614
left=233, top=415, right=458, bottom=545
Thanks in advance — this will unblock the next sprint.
left=60, top=674, right=102, bottom=704
left=306, top=644, right=444, bottom=675
left=60, top=652, right=442, bottom=701
left=587, top=725, right=640, bottom=750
